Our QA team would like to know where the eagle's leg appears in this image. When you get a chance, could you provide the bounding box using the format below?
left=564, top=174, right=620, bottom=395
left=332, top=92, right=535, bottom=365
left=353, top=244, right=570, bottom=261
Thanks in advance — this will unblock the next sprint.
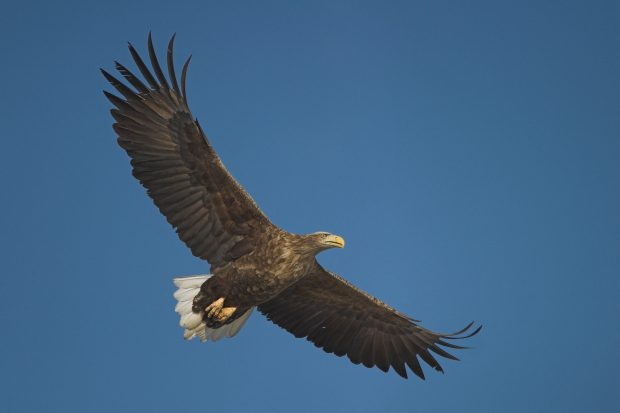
left=205, top=297, right=237, bottom=322
left=193, top=276, right=237, bottom=323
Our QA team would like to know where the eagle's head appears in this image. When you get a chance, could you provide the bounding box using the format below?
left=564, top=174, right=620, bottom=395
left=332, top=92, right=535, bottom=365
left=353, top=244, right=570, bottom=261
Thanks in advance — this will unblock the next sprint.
left=306, top=231, right=345, bottom=253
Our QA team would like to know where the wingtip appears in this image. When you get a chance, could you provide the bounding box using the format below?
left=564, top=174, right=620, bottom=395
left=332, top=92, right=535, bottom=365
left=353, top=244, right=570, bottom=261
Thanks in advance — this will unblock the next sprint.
left=459, top=322, right=482, bottom=339
left=100, top=68, right=112, bottom=80
left=445, top=321, right=482, bottom=340
left=392, top=366, right=408, bottom=379
left=180, top=54, right=193, bottom=101
left=147, top=31, right=170, bottom=89
left=470, top=323, right=483, bottom=337
left=147, top=31, right=154, bottom=49
left=167, top=33, right=181, bottom=94
left=167, top=34, right=177, bottom=54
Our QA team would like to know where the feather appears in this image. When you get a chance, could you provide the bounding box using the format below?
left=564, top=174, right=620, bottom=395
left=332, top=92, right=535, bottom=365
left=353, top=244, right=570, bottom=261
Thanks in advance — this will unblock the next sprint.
left=406, top=354, right=425, bottom=380
left=181, top=55, right=192, bottom=102
left=429, top=343, right=460, bottom=361
left=372, top=333, right=390, bottom=372
left=101, top=69, right=137, bottom=101
left=173, top=288, right=199, bottom=302
left=148, top=32, right=169, bottom=90
left=103, top=90, right=130, bottom=110
left=359, top=333, right=376, bottom=369
left=167, top=34, right=181, bottom=95
left=128, top=41, right=159, bottom=89
left=175, top=300, right=192, bottom=314
left=115, top=61, right=149, bottom=94
left=180, top=311, right=203, bottom=330
left=387, top=338, right=408, bottom=378
left=173, top=275, right=210, bottom=288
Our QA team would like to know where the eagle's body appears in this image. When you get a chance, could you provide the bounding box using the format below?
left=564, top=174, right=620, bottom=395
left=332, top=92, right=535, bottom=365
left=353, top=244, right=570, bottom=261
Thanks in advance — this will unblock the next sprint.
left=197, top=232, right=324, bottom=317
left=102, top=34, right=481, bottom=380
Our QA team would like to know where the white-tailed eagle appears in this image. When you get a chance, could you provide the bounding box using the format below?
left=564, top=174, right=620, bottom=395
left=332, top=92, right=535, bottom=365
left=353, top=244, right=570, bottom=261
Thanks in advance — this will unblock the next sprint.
left=102, top=34, right=481, bottom=379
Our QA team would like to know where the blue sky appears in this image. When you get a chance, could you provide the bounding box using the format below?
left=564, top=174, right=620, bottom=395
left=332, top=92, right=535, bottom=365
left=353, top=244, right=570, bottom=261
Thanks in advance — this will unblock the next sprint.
left=1, top=0, right=619, bottom=412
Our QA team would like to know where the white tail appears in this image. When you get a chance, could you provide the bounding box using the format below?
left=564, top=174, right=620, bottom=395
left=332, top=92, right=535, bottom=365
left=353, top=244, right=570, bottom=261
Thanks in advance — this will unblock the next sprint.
left=173, top=274, right=254, bottom=342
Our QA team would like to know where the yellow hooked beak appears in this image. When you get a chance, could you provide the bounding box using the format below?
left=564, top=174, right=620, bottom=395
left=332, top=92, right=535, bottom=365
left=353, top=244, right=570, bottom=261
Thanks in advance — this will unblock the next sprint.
left=324, top=234, right=345, bottom=249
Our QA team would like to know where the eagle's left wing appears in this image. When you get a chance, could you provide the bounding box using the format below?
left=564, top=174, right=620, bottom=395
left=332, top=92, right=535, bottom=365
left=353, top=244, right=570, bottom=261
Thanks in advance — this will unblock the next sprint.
left=258, top=266, right=480, bottom=379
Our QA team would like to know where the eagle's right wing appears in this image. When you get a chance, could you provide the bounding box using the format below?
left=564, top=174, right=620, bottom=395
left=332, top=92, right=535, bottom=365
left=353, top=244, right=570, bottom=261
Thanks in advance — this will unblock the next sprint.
left=258, top=265, right=481, bottom=379
left=102, top=34, right=274, bottom=269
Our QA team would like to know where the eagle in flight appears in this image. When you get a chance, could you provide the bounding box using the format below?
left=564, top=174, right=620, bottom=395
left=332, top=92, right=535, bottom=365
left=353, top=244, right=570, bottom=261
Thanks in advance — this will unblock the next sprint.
left=102, top=34, right=481, bottom=380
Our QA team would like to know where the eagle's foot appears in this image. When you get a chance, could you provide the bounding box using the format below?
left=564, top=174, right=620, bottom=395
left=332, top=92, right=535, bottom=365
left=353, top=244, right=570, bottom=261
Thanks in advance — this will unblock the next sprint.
left=214, top=306, right=237, bottom=322
left=205, top=297, right=224, bottom=317
left=205, top=297, right=237, bottom=322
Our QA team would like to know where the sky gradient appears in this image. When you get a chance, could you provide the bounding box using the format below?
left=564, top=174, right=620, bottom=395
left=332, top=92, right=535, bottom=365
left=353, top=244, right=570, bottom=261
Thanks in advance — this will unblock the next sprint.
left=1, top=1, right=619, bottom=412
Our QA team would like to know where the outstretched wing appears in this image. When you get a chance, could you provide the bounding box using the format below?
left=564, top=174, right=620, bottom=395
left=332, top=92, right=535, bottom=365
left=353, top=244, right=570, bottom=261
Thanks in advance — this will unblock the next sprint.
left=258, top=266, right=481, bottom=379
left=102, top=34, right=274, bottom=269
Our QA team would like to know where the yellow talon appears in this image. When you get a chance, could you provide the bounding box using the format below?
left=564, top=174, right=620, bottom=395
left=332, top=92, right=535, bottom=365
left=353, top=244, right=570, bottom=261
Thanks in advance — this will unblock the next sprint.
left=204, top=297, right=237, bottom=322
left=215, top=306, right=237, bottom=322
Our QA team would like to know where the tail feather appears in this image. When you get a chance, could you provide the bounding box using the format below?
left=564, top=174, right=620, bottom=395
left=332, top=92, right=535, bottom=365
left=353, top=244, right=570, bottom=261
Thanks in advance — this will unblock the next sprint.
left=173, top=275, right=208, bottom=289
left=173, top=274, right=253, bottom=342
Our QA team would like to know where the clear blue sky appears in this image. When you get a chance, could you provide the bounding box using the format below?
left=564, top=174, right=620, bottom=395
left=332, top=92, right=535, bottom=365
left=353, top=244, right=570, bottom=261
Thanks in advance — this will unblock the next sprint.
left=1, top=1, right=618, bottom=412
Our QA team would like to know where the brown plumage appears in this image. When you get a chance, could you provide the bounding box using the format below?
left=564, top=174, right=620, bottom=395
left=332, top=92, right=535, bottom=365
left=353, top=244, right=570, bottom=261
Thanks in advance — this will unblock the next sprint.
left=102, top=33, right=481, bottom=380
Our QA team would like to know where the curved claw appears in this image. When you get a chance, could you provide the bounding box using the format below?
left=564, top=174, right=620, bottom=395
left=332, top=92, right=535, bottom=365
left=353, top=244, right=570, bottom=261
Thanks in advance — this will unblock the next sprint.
left=215, top=306, right=237, bottom=322
left=204, top=297, right=237, bottom=322
left=205, top=297, right=225, bottom=318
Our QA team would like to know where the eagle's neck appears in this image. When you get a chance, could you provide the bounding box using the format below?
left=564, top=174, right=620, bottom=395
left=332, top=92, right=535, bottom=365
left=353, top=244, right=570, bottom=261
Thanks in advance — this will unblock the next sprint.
left=287, top=233, right=321, bottom=259
left=275, top=233, right=321, bottom=277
